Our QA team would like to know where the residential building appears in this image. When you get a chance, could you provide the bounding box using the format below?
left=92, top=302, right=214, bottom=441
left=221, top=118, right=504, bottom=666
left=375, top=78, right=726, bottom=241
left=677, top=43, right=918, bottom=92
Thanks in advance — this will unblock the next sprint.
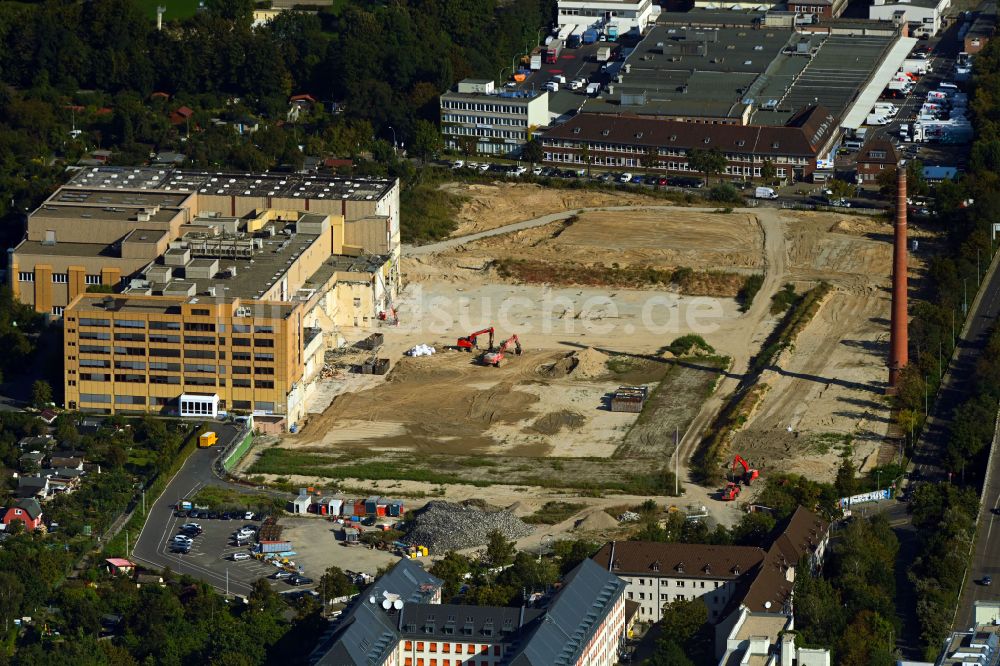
left=310, top=559, right=628, bottom=666
left=593, top=506, right=830, bottom=661
left=923, top=165, right=959, bottom=183
left=931, top=629, right=1000, bottom=666
left=787, top=0, right=849, bottom=20
left=718, top=610, right=832, bottom=665
left=440, top=80, right=549, bottom=157
left=870, top=0, right=951, bottom=36
left=2, top=498, right=43, bottom=531
left=592, top=541, right=765, bottom=623
left=856, top=138, right=899, bottom=185
left=63, top=293, right=306, bottom=420
left=541, top=106, right=839, bottom=182
left=556, top=0, right=658, bottom=35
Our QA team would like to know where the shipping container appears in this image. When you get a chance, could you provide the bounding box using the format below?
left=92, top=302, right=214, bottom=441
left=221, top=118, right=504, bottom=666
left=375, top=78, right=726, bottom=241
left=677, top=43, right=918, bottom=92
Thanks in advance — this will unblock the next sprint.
left=376, top=505, right=387, bottom=517
left=198, top=431, right=217, bottom=448
left=354, top=500, right=366, bottom=516
left=388, top=502, right=403, bottom=517
left=342, top=501, right=355, bottom=517
left=364, top=496, right=380, bottom=515
left=258, top=541, right=293, bottom=554
left=327, top=499, right=343, bottom=516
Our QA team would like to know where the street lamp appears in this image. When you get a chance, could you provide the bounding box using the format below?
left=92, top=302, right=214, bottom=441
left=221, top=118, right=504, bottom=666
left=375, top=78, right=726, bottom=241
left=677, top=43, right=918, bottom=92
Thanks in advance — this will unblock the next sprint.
left=387, top=126, right=397, bottom=154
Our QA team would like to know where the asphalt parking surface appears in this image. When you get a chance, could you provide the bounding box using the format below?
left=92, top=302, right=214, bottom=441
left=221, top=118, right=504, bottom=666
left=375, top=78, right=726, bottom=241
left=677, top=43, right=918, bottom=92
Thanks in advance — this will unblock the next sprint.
left=131, top=424, right=314, bottom=597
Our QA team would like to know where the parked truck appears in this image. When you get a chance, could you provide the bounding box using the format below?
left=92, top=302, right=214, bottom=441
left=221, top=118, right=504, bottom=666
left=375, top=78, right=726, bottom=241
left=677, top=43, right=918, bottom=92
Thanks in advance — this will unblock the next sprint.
left=754, top=186, right=779, bottom=199
left=530, top=51, right=542, bottom=70
left=607, top=24, right=619, bottom=40
left=596, top=45, right=612, bottom=62
left=544, top=39, right=562, bottom=64
left=257, top=540, right=294, bottom=554
left=900, top=59, right=930, bottom=75
left=583, top=28, right=598, bottom=44
left=567, top=26, right=581, bottom=48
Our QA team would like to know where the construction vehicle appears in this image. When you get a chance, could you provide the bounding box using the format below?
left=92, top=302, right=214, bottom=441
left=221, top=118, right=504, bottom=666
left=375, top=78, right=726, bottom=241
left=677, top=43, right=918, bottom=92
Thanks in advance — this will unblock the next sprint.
left=481, top=334, right=522, bottom=367
left=733, top=455, right=759, bottom=485
left=722, top=482, right=740, bottom=501
left=457, top=327, right=494, bottom=352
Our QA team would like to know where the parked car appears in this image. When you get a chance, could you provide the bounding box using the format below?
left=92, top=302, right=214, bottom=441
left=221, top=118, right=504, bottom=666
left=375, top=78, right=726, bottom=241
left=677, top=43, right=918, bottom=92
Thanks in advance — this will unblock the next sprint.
left=271, top=570, right=293, bottom=580
left=172, top=535, right=193, bottom=545
left=187, top=510, right=199, bottom=518
left=657, top=177, right=668, bottom=186
left=619, top=173, right=633, bottom=183
left=644, top=176, right=659, bottom=185
left=175, top=510, right=187, bottom=518
left=984, top=575, right=993, bottom=586
left=219, top=512, right=232, bottom=521
left=452, top=160, right=465, bottom=169
left=531, top=166, right=543, bottom=176
left=289, top=575, right=314, bottom=586
left=231, top=552, right=251, bottom=562
left=197, top=511, right=209, bottom=519
left=244, top=512, right=256, bottom=521
left=170, top=543, right=191, bottom=554
left=829, top=198, right=852, bottom=208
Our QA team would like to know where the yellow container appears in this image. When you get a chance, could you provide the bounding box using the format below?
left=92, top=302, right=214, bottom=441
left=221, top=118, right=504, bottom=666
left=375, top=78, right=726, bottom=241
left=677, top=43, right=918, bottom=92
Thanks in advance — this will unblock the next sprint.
left=199, top=431, right=218, bottom=448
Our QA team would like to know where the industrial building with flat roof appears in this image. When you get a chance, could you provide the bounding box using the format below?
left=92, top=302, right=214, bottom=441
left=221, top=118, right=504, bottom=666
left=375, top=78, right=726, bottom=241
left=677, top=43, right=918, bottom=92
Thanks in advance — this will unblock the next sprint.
left=64, top=294, right=306, bottom=420
left=16, top=167, right=401, bottom=425
left=12, top=168, right=400, bottom=317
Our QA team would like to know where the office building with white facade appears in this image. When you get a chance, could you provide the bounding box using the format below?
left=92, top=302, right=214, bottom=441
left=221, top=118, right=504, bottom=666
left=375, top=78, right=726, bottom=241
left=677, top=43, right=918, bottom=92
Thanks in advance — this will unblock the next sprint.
left=439, top=79, right=549, bottom=157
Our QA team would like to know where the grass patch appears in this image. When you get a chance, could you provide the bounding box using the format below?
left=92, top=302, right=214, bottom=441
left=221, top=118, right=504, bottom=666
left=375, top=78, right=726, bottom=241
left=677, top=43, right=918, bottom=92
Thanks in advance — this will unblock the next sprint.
left=769, top=283, right=798, bottom=315
left=737, top=274, right=764, bottom=312
left=606, top=355, right=642, bottom=374
left=190, top=486, right=285, bottom=513
left=401, top=182, right=463, bottom=243
left=495, top=259, right=744, bottom=296
left=522, top=501, right=586, bottom=525
left=808, top=432, right=853, bottom=455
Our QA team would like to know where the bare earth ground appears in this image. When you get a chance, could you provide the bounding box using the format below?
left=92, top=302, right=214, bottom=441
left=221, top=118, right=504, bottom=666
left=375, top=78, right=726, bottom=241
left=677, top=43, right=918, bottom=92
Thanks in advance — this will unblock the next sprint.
left=248, top=184, right=929, bottom=536
left=731, top=212, right=925, bottom=480
left=442, top=183, right=666, bottom=237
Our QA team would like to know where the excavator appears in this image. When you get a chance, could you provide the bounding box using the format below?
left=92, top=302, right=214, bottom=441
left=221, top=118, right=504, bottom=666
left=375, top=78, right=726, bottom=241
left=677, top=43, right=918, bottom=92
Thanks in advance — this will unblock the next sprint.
left=721, top=482, right=740, bottom=501
left=481, top=334, right=522, bottom=367
left=732, top=455, right=760, bottom=486
left=457, top=327, right=494, bottom=352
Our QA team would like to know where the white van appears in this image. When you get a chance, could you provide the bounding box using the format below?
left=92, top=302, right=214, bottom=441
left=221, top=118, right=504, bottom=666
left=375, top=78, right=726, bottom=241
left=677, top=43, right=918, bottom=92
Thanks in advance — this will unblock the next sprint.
left=544, top=81, right=559, bottom=92
left=231, top=552, right=251, bottom=561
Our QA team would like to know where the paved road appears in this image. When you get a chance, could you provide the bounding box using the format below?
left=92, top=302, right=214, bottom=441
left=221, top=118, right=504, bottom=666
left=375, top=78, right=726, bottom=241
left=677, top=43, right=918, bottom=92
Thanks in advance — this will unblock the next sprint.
left=953, top=250, right=1000, bottom=629
left=130, top=424, right=273, bottom=597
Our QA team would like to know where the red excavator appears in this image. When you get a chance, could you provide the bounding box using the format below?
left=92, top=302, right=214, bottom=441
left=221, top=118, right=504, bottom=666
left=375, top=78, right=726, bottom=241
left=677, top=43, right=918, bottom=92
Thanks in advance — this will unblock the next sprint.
left=733, top=455, right=759, bottom=486
left=721, top=482, right=741, bottom=501
left=481, top=334, right=522, bottom=367
left=457, top=327, right=494, bottom=352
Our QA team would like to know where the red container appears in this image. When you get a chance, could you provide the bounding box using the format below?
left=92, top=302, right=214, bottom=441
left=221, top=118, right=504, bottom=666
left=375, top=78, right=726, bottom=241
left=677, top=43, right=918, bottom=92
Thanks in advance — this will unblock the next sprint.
left=376, top=505, right=387, bottom=517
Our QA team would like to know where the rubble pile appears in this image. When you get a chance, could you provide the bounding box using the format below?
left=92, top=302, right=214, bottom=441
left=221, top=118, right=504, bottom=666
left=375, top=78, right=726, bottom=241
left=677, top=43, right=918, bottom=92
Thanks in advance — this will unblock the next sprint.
left=402, top=501, right=533, bottom=553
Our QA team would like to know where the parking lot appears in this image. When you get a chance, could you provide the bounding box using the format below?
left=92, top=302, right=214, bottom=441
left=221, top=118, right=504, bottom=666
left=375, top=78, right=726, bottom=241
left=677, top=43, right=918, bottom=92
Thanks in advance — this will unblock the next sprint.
left=153, top=512, right=302, bottom=595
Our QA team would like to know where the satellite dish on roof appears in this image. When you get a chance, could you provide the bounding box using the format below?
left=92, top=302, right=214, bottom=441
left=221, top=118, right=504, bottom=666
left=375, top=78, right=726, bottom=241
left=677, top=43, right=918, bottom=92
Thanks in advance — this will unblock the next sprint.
left=764, top=601, right=772, bottom=609
left=394, top=600, right=404, bottom=610
left=382, top=599, right=392, bottom=610
left=369, top=596, right=376, bottom=604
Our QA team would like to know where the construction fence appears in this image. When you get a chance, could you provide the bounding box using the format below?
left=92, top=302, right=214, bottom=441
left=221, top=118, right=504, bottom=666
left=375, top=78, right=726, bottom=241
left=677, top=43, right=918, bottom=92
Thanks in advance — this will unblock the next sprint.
left=222, top=429, right=255, bottom=472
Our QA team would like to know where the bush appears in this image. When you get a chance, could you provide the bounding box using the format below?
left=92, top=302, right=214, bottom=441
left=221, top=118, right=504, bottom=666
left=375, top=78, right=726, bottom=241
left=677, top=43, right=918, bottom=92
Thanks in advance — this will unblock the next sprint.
left=707, top=183, right=742, bottom=204
left=737, top=274, right=764, bottom=312
left=400, top=183, right=462, bottom=242
left=667, top=335, right=715, bottom=356
left=769, top=283, right=798, bottom=314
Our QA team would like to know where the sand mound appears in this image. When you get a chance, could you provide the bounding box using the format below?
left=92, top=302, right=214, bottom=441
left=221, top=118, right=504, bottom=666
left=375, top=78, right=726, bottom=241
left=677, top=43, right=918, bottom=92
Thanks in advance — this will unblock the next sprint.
left=528, top=410, right=586, bottom=435
left=574, top=510, right=620, bottom=532
left=506, top=501, right=532, bottom=516
left=572, top=347, right=609, bottom=378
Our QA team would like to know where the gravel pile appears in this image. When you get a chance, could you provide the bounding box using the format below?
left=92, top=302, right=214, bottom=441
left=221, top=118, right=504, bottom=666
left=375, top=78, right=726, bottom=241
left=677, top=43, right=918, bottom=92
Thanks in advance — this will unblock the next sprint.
left=402, top=500, right=533, bottom=553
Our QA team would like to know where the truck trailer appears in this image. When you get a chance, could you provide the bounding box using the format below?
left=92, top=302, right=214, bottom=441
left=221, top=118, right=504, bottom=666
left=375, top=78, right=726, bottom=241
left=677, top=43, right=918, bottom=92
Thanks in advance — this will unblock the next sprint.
left=544, top=40, right=563, bottom=64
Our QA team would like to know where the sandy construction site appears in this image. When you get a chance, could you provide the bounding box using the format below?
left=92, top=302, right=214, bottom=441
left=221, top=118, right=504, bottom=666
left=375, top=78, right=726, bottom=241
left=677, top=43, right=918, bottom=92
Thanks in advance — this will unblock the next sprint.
left=257, top=183, right=921, bottom=518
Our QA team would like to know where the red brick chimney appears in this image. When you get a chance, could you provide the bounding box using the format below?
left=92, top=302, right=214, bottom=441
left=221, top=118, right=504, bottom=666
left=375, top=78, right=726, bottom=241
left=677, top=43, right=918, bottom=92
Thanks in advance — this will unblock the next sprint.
left=889, top=166, right=908, bottom=388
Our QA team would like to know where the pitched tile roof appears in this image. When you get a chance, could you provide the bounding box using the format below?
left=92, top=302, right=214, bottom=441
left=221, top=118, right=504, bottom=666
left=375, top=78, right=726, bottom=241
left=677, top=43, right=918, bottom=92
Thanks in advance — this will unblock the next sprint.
left=12, top=498, right=42, bottom=520
left=543, top=105, right=837, bottom=158
left=593, top=541, right=766, bottom=579
left=398, top=603, right=543, bottom=643
left=857, top=138, right=899, bottom=165
left=506, top=559, right=627, bottom=666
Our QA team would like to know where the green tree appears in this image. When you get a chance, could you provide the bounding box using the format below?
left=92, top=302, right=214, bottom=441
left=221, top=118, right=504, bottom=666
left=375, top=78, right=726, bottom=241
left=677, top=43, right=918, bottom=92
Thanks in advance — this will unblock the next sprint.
left=0, top=571, right=24, bottom=632
left=430, top=551, right=473, bottom=599
left=838, top=610, right=896, bottom=666
left=828, top=178, right=854, bottom=201
left=686, top=148, right=727, bottom=184
left=410, top=119, right=443, bottom=163
left=31, top=379, right=52, bottom=408
left=659, top=597, right=707, bottom=643
left=551, top=539, right=599, bottom=575
left=521, top=138, right=543, bottom=164
left=646, top=639, right=695, bottom=666
left=760, top=159, right=777, bottom=184
left=317, top=566, right=354, bottom=602
left=483, top=530, right=516, bottom=568
left=835, top=456, right=858, bottom=498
